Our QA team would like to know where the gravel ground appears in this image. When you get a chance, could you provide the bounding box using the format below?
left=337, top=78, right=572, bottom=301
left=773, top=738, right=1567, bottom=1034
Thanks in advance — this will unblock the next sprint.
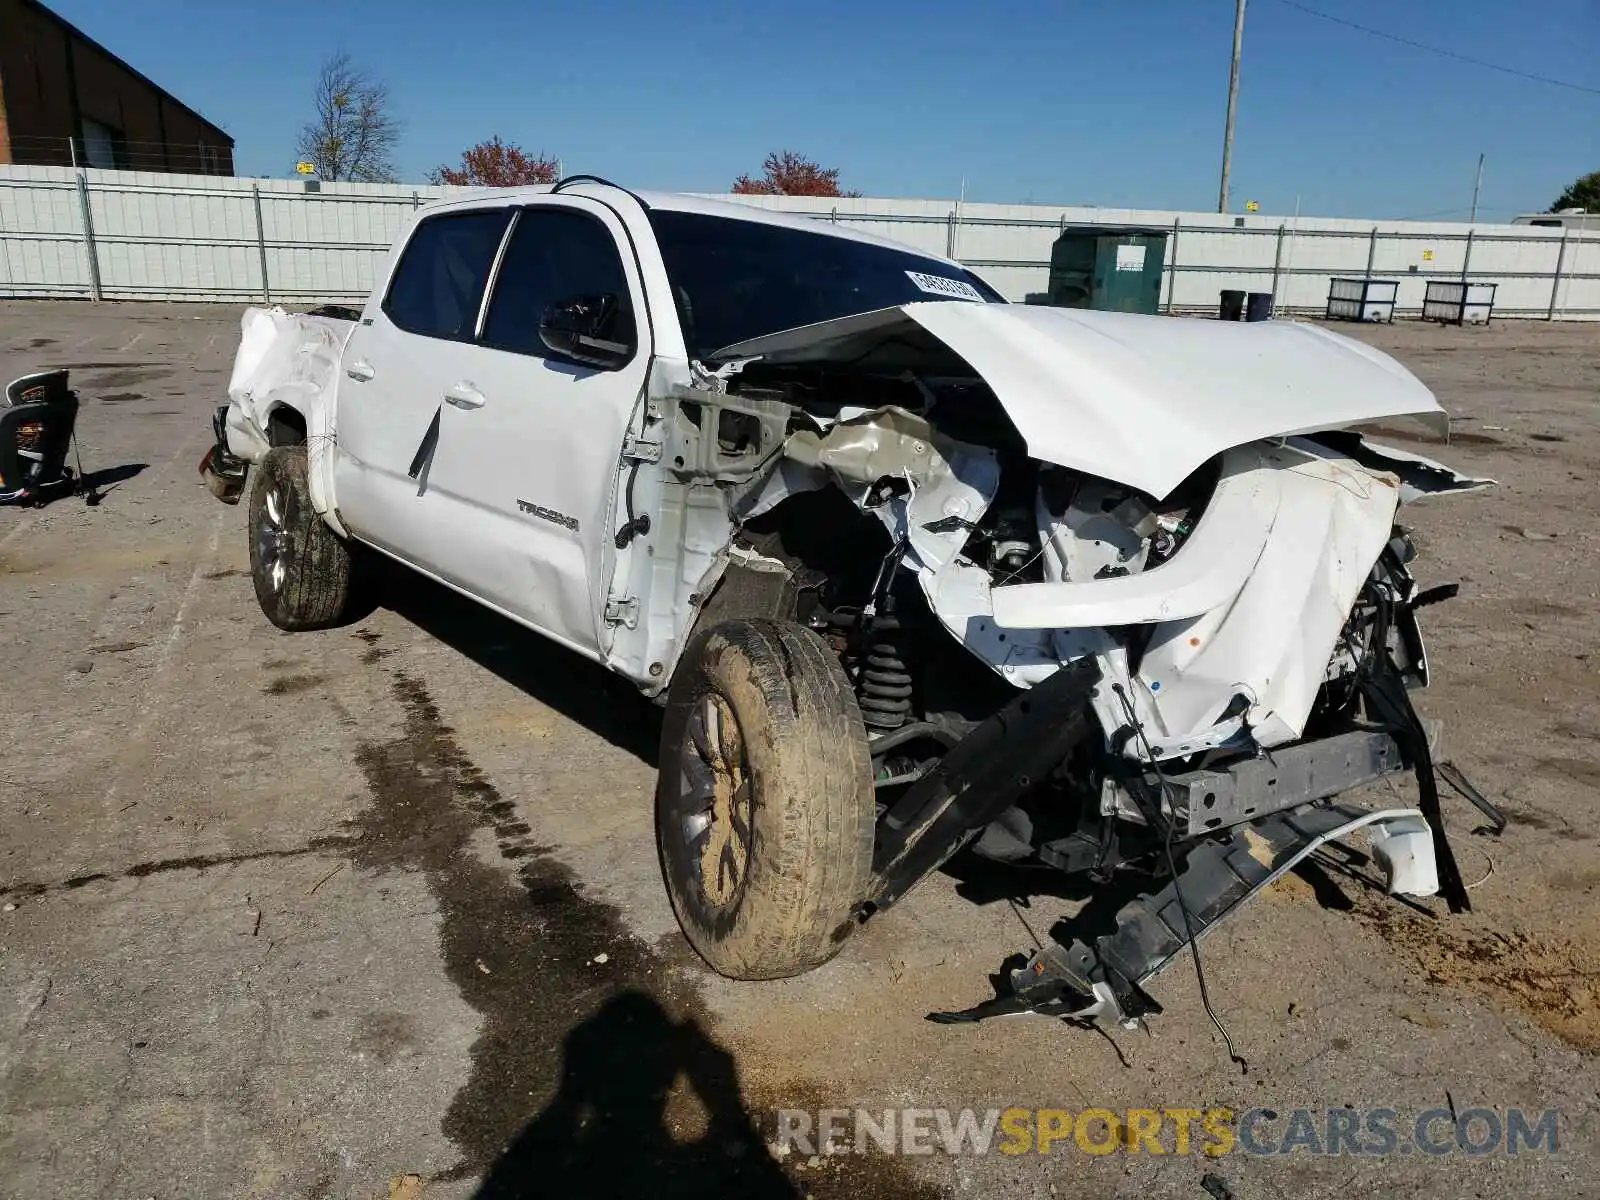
left=0, top=302, right=1596, bottom=1199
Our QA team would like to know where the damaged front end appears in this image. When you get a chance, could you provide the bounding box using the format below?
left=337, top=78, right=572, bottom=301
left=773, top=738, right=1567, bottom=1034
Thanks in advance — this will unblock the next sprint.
left=624, top=302, right=1491, bottom=1032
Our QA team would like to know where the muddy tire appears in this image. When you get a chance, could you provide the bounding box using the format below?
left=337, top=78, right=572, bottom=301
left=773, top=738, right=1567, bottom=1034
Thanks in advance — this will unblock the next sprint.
left=657, top=619, right=875, bottom=980
left=248, top=446, right=369, bottom=631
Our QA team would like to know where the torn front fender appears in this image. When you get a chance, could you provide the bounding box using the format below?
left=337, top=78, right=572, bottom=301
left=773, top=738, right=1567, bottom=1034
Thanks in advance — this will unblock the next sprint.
left=1309, top=432, right=1495, bottom=502
left=990, top=448, right=1281, bottom=630
left=920, top=438, right=1405, bottom=756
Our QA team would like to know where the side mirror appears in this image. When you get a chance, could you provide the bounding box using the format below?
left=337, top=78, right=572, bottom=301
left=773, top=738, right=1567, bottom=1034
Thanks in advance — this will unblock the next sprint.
left=538, top=293, right=634, bottom=369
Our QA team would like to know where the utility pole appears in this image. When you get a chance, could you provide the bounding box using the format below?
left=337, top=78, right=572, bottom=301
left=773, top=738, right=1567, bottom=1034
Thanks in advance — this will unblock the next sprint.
left=1469, top=153, right=1485, bottom=224
left=1218, top=0, right=1247, bottom=213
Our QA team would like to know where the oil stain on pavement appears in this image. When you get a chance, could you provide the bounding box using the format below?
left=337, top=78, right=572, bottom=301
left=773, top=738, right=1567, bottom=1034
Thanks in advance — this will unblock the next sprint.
left=346, top=643, right=940, bottom=1199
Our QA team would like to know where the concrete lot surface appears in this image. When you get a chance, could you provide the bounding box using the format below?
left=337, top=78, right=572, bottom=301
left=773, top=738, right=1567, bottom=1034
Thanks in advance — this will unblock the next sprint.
left=0, top=302, right=1596, bottom=1198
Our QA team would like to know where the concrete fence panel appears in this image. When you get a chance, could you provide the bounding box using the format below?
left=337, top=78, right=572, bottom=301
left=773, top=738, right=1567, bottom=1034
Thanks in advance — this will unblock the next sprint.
left=2, top=166, right=1595, bottom=319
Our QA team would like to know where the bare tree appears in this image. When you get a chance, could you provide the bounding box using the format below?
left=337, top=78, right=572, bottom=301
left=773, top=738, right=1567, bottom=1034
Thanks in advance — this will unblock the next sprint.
left=295, top=52, right=401, bottom=182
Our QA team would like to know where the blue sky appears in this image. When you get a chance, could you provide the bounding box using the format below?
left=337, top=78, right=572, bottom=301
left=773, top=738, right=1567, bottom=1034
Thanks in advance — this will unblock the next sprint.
left=48, top=0, right=1598, bottom=218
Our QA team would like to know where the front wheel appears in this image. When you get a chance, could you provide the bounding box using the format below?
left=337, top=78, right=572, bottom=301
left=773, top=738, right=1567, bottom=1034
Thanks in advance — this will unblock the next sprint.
left=248, top=446, right=371, bottom=631
left=657, top=619, right=876, bottom=980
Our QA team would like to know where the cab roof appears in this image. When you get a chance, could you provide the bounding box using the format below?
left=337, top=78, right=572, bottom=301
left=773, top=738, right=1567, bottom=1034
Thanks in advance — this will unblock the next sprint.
left=423, top=181, right=965, bottom=266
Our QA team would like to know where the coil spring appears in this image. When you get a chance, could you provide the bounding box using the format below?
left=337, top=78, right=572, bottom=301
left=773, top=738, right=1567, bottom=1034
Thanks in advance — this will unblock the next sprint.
left=856, top=616, right=913, bottom=730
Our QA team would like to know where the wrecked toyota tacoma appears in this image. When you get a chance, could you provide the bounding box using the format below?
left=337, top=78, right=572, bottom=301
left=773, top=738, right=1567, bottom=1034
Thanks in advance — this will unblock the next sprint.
left=206, top=180, right=1489, bottom=1025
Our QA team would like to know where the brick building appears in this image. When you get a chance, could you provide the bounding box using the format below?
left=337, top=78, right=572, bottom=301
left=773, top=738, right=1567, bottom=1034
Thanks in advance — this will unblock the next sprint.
left=0, top=0, right=233, bottom=174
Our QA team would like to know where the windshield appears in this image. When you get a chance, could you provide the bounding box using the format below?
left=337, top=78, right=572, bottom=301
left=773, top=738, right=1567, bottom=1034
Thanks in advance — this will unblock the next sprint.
left=646, top=209, right=1003, bottom=361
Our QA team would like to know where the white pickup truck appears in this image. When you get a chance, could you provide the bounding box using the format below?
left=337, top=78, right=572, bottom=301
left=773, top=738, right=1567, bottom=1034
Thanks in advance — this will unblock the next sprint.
left=207, top=179, right=1491, bottom=1024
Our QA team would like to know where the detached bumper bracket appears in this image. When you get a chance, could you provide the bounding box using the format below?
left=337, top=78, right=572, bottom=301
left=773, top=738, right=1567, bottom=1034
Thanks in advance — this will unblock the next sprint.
left=930, top=803, right=1432, bottom=1026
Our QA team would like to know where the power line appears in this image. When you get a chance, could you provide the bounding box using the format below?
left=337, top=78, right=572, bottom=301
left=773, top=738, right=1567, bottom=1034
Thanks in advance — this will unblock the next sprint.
left=1270, top=0, right=1600, bottom=97
left=1395, top=204, right=1520, bottom=220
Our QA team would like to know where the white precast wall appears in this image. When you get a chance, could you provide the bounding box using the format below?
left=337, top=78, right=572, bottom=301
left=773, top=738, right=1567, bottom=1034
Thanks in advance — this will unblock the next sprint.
left=0, top=166, right=452, bottom=303
left=748, top=193, right=1598, bottom=319
left=2, top=165, right=1596, bottom=318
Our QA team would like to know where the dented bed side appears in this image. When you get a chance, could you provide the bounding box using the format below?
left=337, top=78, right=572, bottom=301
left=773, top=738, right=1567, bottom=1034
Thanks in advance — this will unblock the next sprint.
left=223, top=306, right=355, bottom=533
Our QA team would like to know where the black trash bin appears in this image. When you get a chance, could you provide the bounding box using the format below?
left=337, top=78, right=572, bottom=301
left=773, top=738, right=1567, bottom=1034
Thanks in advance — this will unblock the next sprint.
left=1219, top=289, right=1245, bottom=321
left=1246, top=292, right=1274, bottom=322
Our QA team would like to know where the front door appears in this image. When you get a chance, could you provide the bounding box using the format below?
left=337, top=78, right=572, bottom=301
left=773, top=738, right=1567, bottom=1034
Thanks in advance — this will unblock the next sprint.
left=421, top=198, right=652, bottom=658
left=333, top=205, right=513, bottom=570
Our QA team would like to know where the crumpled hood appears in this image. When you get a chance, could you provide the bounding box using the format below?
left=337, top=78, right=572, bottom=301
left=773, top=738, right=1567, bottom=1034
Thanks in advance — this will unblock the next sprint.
left=713, top=302, right=1449, bottom=499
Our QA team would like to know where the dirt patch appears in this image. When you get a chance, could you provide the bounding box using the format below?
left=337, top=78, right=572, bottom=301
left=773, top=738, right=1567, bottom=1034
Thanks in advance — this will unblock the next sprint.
left=351, top=1012, right=424, bottom=1065
left=1554, top=721, right=1600, bottom=744
left=264, top=673, right=327, bottom=696
left=1535, top=756, right=1600, bottom=789
left=1273, top=844, right=1600, bottom=1053
left=1509, top=598, right=1581, bottom=619
left=344, top=668, right=938, bottom=1198
left=203, top=569, right=248, bottom=580
left=1546, top=869, right=1600, bottom=895
left=90, top=640, right=147, bottom=654
left=81, top=367, right=173, bottom=389
left=1352, top=893, right=1600, bottom=1053
left=1499, top=803, right=1574, bottom=834
left=56, top=361, right=165, bottom=370
left=354, top=628, right=393, bottom=665
left=0, top=836, right=359, bottom=898
left=100, top=392, right=145, bottom=404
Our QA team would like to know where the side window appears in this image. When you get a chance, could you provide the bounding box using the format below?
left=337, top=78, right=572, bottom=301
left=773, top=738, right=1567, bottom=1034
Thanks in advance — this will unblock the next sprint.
left=481, top=208, right=636, bottom=358
left=383, top=209, right=511, bottom=339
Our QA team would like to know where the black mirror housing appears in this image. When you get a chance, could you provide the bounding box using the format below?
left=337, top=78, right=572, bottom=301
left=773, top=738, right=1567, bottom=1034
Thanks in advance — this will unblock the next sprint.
left=538, top=293, right=634, bottom=369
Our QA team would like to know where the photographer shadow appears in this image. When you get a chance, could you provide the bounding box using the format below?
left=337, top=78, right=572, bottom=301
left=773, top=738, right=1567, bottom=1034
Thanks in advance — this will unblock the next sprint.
left=475, top=990, right=798, bottom=1200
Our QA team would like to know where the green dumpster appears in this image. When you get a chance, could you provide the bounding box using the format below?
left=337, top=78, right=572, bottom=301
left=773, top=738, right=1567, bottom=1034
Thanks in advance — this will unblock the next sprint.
left=1044, top=226, right=1169, bottom=315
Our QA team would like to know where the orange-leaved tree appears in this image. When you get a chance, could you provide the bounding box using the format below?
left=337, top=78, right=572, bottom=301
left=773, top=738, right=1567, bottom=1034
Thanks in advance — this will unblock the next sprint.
left=732, top=151, right=860, bottom=197
left=431, top=137, right=559, bottom=187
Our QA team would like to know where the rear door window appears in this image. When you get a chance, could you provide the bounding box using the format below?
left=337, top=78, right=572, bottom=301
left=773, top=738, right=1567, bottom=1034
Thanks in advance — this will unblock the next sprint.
left=383, top=209, right=512, bottom=339
left=480, top=207, right=636, bottom=359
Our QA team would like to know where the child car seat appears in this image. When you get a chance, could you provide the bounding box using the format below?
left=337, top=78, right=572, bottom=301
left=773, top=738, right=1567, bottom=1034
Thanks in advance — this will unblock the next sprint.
left=1, top=369, right=79, bottom=505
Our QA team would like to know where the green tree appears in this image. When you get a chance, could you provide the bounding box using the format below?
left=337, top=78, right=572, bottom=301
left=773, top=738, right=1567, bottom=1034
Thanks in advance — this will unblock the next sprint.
left=1550, top=171, right=1600, bottom=212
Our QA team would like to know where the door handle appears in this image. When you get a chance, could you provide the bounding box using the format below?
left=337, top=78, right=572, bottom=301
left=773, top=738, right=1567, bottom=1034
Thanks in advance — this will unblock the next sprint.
left=345, top=359, right=376, bottom=382
left=445, top=382, right=486, bottom=410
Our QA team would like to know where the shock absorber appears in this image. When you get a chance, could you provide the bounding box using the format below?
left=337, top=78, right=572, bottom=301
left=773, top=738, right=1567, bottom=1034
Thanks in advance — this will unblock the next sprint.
left=857, top=614, right=913, bottom=730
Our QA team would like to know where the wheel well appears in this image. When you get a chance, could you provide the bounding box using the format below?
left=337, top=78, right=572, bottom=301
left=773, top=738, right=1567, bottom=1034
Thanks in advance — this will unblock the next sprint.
left=266, top=406, right=307, bottom=447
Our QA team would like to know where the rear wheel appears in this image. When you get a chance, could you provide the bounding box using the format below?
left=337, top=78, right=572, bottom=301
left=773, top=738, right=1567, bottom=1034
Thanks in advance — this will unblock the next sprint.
left=248, top=445, right=371, bottom=631
left=657, top=619, right=876, bottom=980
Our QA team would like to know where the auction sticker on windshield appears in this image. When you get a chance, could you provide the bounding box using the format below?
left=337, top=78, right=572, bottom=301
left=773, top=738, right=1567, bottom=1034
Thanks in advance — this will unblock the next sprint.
left=906, top=271, right=985, bottom=301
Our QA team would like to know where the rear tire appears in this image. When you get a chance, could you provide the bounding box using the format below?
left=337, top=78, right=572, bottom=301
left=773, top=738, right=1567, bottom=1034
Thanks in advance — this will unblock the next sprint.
left=657, top=619, right=875, bottom=980
left=248, top=445, right=370, bottom=631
